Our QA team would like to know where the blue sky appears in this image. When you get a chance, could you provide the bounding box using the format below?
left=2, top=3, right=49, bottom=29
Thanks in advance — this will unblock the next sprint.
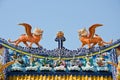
left=0, top=0, right=120, bottom=50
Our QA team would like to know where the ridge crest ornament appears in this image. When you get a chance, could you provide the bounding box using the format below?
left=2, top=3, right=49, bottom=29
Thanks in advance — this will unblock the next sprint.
left=78, top=24, right=113, bottom=48
left=8, top=23, right=43, bottom=48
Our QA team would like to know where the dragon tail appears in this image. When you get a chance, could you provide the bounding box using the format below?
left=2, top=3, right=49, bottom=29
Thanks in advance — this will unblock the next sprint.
left=102, top=39, right=113, bottom=44
left=8, top=39, right=18, bottom=43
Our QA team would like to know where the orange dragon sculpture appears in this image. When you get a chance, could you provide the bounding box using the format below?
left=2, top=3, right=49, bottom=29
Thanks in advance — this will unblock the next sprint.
left=8, top=23, right=43, bottom=47
left=78, top=24, right=112, bottom=48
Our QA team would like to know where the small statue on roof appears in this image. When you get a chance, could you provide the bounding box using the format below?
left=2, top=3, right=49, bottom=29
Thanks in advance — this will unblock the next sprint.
left=78, top=24, right=112, bottom=48
left=8, top=23, right=43, bottom=48
left=55, top=31, right=66, bottom=49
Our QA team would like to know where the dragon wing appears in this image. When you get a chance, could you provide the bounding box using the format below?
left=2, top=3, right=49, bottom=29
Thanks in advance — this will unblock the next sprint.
left=18, top=23, right=32, bottom=37
left=89, top=24, right=103, bottom=38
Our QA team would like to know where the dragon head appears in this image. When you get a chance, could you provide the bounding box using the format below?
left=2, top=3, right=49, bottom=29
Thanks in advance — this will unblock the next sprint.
left=78, top=28, right=88, bottom=37
left=33, top=28, right=43, bottom=36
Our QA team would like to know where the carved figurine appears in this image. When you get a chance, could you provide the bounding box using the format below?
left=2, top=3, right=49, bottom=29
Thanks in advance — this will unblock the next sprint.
left=8, top=23, right=43, bottom=47
left=78, top=24, right=112, bottom=48
left=96, top=56, right=105, bottom=67
left=54, top=57, right=66, bottom=67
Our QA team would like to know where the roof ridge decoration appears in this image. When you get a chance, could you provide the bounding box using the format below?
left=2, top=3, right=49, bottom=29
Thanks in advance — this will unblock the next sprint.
left=0, top=33, right=120, bottom=60
left=8, top=23, right=43, bottom=48
left=0, top=23, right=119, bottom=60
left=78, top=24, right=113, bottom=48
